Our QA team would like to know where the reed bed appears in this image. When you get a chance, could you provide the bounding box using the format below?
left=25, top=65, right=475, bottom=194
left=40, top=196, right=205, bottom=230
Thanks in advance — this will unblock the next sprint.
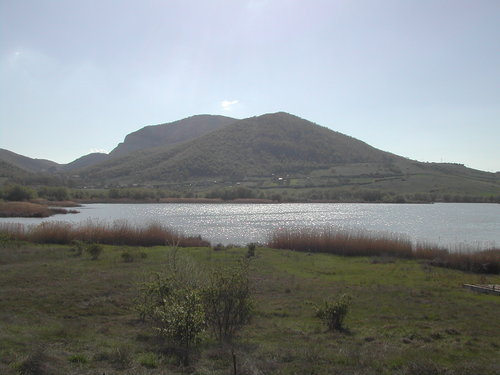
left=267, top=228, right=414, bottom=258
left=0, top=220, right=209, bottom=247
left=0, top=201, right=77, bottom=218
left=268, top=228, right=500, bottom=274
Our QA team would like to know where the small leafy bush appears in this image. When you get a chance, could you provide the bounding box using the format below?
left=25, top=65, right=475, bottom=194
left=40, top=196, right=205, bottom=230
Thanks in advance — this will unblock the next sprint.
left=121, top=250, right=134, bottom=262
left=121, top=249, right=148, bottom=262
left=246, top=243, right=257, bottom=257
left=0, top=232, right=12, bottom=248
left=137, top=251, right=206, bottom=365
left=68, top=353, right=88, bottom=364
left=315, top=294, right=351, bottom=331
left=70, top=240, right=85, bottom=256
left=154, top=287, right=205, bottom=365
left=85, top=243, right=103, bottom=260
left=138, top=352, right=159, bottom=368
left=212, top=243, right=226, bottom=251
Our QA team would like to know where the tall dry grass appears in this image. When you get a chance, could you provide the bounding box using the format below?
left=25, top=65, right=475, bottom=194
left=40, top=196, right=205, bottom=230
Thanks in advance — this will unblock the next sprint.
left=268, top=228, right=414, bottom=258
left=0, top=221, right=209, bottom=247
left=0, top=201, right=76, bottom=218
left=268, top=228, right=499, bottom=274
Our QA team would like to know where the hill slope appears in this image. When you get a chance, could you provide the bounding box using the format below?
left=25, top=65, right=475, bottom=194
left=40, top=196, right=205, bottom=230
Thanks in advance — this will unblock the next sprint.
left=0, top=148, right=60, bottom=173
left=62, top=153, right=109, bottom=172
left=109, top=114, right=237, bottom=158
left=80, top=112, right=399, bottom=181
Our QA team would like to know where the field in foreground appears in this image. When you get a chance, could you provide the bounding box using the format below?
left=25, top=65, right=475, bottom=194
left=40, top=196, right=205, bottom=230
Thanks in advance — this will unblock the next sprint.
left=0, top=243, right=499, bottom=374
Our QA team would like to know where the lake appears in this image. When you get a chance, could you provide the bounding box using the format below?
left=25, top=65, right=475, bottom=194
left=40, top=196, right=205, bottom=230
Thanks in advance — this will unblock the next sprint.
left=1, top=203, right=499, bottom=250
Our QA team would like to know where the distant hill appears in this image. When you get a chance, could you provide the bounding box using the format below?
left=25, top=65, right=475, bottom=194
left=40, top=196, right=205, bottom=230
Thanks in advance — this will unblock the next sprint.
left=0, top=148, right=60, bottom=173
left=109, top=114, right=237, bottom=158
left=62, top=153, right=109, bottom=172
left=0, top=159, right=33, bottom=181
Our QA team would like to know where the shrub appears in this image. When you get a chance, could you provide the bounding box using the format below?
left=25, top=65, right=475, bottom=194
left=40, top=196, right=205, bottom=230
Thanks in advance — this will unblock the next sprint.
left=315, top=294, right=351, bottom=331
left=86, top=243, right=103, bottom=260
left=109, top=346, right=133, bottom=370
left=213, top=243, right=226, bottom=251
left=246, top=243, right=257, bottom=257
left=153, top=286, right=205, bottom=365
left=3, top=184, right=35, bottom=201
left=202, top=261, right=253, bottom=342
left=138, top=352, right=159, bottom=368
left=70, top=240, right=85, bottom=256
left=137, top=252, right=206, bottom=365
left=121, top=250, right=134, bottom=262
left=68, top=353, right=88, bottom=364
left=0, top=232, right=12, bottom=247
left=137, top=252, right=253, bottom=363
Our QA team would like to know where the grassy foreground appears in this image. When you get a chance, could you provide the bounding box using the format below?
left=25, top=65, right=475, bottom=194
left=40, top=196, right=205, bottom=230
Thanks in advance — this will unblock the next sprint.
left=0, top=243, right=499, bottom=375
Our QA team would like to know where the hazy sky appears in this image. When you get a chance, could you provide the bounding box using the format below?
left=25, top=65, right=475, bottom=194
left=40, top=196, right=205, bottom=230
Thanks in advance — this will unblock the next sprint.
left=1, top=0, right=499, bottom=172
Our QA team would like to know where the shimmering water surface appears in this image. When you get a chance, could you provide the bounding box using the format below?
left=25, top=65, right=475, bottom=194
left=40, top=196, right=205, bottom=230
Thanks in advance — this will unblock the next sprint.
left=1, top=203, right=498, bottom=249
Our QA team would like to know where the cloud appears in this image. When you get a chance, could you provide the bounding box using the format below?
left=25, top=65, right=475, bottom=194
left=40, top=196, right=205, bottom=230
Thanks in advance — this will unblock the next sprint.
left=221, top=100, right=239, bottom=111
left=90, top=148, right=108, bottom=154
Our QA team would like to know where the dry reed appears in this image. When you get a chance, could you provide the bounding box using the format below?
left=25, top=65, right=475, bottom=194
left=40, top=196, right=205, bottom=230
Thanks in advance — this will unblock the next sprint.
left=268, top=228, right=413, bottom=258
left=0, top=221, right=209, bottom=247
left=268, top=228, right=499, bottom=274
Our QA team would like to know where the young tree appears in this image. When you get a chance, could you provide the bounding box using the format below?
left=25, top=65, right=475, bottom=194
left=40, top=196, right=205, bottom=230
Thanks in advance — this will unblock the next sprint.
left=153, top=284, right=205, bottom=365
left=202, top=261, right=253, bottom=342
left=137, top=251, right=206, bottom=365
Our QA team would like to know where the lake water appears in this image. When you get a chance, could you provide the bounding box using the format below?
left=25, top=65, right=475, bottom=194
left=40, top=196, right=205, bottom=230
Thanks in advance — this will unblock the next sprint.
left=1, top=203, right=499, bottom=250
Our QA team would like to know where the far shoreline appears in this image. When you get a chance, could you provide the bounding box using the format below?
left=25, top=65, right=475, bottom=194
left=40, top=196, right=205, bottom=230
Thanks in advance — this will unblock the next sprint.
left=73, top=197, right=438, bottom=205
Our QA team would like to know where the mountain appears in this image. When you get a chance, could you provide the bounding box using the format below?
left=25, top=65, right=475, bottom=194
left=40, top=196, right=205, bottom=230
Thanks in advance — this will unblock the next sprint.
left=76, top=112, right=500, bottom=199
left=1, top=112, right=498, bottom=201
left=109, top=114, right=237, bottom=158
left=0, top=148, right=60, bottom=173
left=79, top=112, right=396, bottom=182
left=62, top=153, right=109, bottom=172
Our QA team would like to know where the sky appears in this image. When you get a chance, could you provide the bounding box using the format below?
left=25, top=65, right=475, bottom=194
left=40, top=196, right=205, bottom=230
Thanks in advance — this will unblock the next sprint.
left=1, top=0, right=499, bottom=172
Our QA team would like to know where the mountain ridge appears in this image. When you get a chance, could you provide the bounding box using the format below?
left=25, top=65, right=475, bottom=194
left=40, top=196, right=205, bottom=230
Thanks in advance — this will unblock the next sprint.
left=109, top=114, right=237, bottom=158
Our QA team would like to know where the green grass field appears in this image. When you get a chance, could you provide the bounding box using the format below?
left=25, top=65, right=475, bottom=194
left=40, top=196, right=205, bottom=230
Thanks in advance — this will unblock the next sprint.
left=1, top=243, right=499, bottom=374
